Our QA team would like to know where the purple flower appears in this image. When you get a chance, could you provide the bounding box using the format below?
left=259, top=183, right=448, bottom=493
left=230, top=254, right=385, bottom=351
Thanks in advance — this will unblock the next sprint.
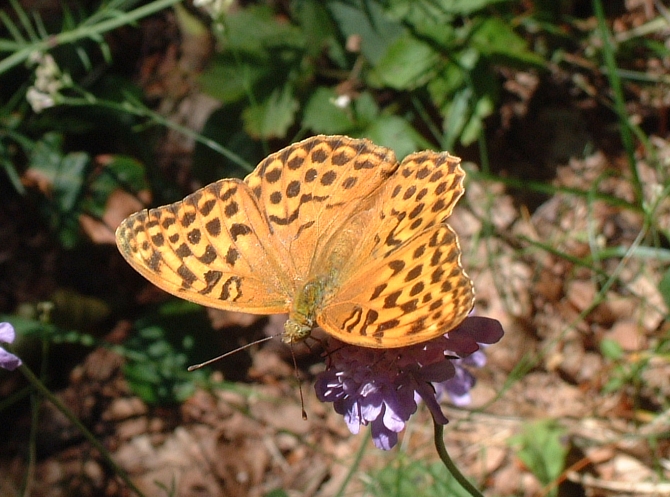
left=432, top=354, right=482, bottom=407
left=0, top=322, right=22, bottom=371
left=314, top=317, right=504, bottom=450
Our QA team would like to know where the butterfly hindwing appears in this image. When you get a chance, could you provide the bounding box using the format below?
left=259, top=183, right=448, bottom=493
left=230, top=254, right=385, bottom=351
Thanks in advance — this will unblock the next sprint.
left=317, top=224, right=474, bottom=348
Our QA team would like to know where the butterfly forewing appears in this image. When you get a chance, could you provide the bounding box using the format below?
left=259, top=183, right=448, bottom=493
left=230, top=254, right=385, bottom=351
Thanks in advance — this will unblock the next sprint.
left=116, top=179, right=291, bottom=313
left=244, top=135, right=398, bottom=278
left=376, top=150, right=465, bottom=256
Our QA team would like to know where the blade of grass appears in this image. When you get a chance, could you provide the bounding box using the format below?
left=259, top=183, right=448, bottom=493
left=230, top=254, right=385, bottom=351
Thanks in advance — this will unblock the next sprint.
left=467, top=170, right=641, bottom=212
left=0, top=10, right=27, bottom=44
left=592, top=0, right=643, bottom=204
left=334, top=430, right=371, bottom=497
left=0, top=0, right=181, bottom=75
left=9, top=0, right=39, bottom=42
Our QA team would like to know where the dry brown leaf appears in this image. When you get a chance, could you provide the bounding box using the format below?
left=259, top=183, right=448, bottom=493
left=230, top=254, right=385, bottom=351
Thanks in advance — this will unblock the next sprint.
left=81, top=188, right=150, bottom=244
left=207, top=308, right=261, bottom=329
left=605, top=319, right=647, bottom=352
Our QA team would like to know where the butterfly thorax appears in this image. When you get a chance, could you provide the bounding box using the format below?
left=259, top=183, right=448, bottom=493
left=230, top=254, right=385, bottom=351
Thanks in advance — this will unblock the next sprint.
left=282, top=278, right=326, bottom=344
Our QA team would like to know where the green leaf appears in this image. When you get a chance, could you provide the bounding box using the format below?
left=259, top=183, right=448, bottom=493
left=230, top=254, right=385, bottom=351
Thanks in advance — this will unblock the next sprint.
left=387, top=0, right=511, bottom=19
left=122, top=304, right=216, bottom=405
left=353, top=92, right=380, bottom=124
left=303, top=87, right=354, bottom=134
left=105, top=155, right=148, bottom=190
left=459, top=90, right=494, bottom=145
left=600, top=338, right=625, bottom=360
left=436, top=49, right=499, bottom=147
left=55, top=153, right=89, bottom=212
left=368, top=456, right=474, bottom=497
left=434, top=0, right=511, bottom=15
left=265, top=489, right=290, bottom=497
left=327, top=0, right=403, bottom=65
left=198, top=55, right=269, bottom=103
left=30, top=134, right=89, bottom=210
left=364, top=116, right=432, bottom=160
left=30, top=133, right=65, bottom=183
left=427, top=63, right=466, bottom=108
left=221, top=5, right=304, bottom=55
left=293, top=0, right=339, bottom=59
left=374, top=33, right=440, bottom=89
left=442, top=87, right=472, bottom=149
left=408, top=19, right=457, bottom=47
left=29, top=133, right=91, bottom=230
left=509, top=420, right=567, bottom=495
left=470, top=17, right=545, bottom=67
left=242, top=85, right=299, bottom=139
left=200, top=5, right=306, bottom=104
left=1, top=159, right=25, bottom=194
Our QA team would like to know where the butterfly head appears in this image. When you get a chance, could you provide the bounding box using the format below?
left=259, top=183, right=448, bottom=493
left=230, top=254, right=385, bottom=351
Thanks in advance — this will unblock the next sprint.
left=282, top=316, right=314, bottom=344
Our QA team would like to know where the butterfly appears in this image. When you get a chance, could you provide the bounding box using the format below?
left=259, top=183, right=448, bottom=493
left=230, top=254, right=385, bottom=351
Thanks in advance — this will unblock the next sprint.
left=116, top=135, right=474, bottom=348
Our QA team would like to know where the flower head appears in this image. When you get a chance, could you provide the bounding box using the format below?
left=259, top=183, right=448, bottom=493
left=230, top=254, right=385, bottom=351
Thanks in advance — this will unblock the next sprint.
left=314, top=317, right=503, bottom=450
left=0, top=322, right=22, bottom=371
left=26, top=52, right=69, bottom=113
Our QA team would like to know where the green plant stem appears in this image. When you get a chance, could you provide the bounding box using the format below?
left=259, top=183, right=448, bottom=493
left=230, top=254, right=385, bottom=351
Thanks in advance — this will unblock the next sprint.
left=334, top=429, right=371, bottom=497
left=592, top=0, right=643, bottom=205
left=59, top=93, right=253, bottom=172
left=0, top=0, right=181, bottom=75
left=20, top=339, right=48, bottom=497
left=18, top=364, right=146, bottom=497
left=433, top=420, right=484, bottom=497
left=467, top=170, right=639, bottom=212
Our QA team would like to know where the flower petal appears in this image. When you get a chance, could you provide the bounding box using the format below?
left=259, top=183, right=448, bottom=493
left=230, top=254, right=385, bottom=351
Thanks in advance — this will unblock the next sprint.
left=442, top=368, right=476, bottom=407
left=382, top=403, right=406, bottom=433
left=359, top=389, right=383, bottom=422
left=414, top=382, right=449, bottom=425
left=0, top=322, right=16, bottom=344
left=462, top=350, right=487, bottom=368
left=454, top=317, right=504, bottom=345
left=371, top=418, right=398, bottom=450
left=342, top=398, right=362, bottom=434
left=0, top=347, right=22, bottom=371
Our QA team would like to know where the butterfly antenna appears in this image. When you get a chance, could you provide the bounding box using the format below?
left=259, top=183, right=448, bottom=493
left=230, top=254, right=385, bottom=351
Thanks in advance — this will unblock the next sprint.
left=290, top=343, right=308, bottom=420
left=187, top=334, right=276, bottom=371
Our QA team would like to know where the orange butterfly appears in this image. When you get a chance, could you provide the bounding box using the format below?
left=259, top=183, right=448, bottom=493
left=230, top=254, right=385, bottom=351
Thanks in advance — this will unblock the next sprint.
left=116, top=135, right=474, bottom=348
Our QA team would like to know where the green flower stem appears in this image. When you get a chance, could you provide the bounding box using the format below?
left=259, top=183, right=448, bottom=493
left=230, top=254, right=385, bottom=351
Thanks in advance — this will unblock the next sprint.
left=19, top=363, right=146, bottom=497
left=433, top=419, right=484, bottom=497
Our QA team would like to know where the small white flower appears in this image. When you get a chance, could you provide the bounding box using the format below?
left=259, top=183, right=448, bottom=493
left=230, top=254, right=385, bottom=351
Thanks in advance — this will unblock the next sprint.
left=26, top=87, right=56, bottom=113
left=194, top=0, right=234, bottom=17
left=26, top=52, right=65, bottom=113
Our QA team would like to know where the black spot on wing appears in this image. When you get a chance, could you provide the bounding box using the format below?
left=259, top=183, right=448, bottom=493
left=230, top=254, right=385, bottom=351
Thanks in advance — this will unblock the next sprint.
left=200, top=270, right=222, bottom=295
left=198, top=245, right=217, bottom=264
